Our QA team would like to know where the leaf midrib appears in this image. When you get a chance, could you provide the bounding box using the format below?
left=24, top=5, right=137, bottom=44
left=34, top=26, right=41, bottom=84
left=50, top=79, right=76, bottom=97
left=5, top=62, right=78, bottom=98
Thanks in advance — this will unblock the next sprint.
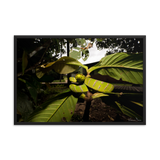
left=103, top=65, right=143, bottom=70
left=47, top=96, right=68, bottom=122
left=89, top=65, right=143, bottom=73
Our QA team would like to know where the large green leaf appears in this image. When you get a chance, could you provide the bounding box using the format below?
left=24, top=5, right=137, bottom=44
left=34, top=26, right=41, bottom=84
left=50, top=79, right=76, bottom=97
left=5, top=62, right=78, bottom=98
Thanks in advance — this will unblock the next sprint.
left=88, top=52, right=143, bottom=84
left=53, top=56, right=88, bottom=74
left=36, top=57, right=88, bottom=76
left=92, top=93, right=109, bottom=99
left=27, top=90, right=78, bottom=122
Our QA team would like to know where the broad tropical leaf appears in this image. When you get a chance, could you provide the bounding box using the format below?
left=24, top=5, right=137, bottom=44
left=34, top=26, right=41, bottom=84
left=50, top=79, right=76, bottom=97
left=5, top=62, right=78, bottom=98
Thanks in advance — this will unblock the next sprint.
left=22, top=51, right=28, bottom=75
left=92, top=93, right=109, bottom=99
left=36, top=57, right=88, bottom=76
left=27, top=90, right=78, bottom=122
left=88, top=52, right=143, bottom=84
left=52, top=57, right=84, bottom=74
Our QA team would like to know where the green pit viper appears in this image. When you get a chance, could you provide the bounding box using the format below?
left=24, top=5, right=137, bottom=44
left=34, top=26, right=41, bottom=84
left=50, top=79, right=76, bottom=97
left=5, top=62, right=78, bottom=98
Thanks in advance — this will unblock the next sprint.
left=69, top=73, right=114, bottom=100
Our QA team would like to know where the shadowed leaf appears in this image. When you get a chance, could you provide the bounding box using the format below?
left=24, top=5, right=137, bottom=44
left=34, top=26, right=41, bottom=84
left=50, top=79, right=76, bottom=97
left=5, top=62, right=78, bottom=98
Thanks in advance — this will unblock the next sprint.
left=22, top=51, right=28, bottom=75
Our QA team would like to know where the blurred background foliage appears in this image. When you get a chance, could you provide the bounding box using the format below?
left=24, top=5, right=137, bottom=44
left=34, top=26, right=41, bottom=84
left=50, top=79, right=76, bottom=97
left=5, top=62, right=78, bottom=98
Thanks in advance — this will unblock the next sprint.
left=95, top=38, right=143, bottom=55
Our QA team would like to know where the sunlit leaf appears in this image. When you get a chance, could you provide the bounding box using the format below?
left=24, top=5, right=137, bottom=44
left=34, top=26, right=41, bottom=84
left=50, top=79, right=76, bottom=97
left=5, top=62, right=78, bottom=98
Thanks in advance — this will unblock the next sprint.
left=27, top=89, right=78, bottom=122
left=92, top=93, right=109, bottom=99
left=131, top=101, right=143, bottom=107
left=76, top=38, right=87, bottom=47
left=36, top=56, right=88, bottom=76
left=69, top=49, right=81, bottom=60
left=89, top=52, right=143, bottom=84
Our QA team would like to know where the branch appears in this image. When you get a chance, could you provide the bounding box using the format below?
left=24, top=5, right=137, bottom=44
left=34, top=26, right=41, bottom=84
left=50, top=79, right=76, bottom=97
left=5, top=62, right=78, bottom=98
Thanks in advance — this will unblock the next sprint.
left=83, top=91, right=93, bottom=122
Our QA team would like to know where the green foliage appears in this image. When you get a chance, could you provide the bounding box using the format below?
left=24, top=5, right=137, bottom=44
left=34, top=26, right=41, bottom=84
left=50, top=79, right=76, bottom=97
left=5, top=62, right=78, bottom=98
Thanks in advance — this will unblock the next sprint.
left=95, top=38, right=143, bottom=54
left=82, top=49, right=89, bottom=61
left=69, top=48, right=81, bottom=60
left=27, top=89, right=78, bottom=122
left=36, top=56, right=88, bottom=75
left=101, top=93, right=143, bottom=120
left=69, top=39, right=91, bottom=61
left=53, top=57, right=85, bottom=74
left=92, top=93, right=109, bottom=99
left=17, top=90, right=34, bottom=121
left=18, top=76, right=41, bottom=104
left=89, top=52, right=143, bottom=84
left=76, top=38, right=87, bottom=47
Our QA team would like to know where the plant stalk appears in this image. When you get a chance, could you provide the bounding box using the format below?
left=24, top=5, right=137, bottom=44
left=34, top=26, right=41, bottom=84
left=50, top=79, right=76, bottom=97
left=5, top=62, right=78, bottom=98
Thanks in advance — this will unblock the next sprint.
left=82, top=91, right=92, bottom=122
left=83, top=100, right=91, bottom=122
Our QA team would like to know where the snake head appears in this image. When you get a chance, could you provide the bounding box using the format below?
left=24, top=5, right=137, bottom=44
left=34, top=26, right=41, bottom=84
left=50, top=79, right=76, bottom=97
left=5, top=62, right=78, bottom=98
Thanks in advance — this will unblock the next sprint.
left=75, top=73, right=85, bottom=83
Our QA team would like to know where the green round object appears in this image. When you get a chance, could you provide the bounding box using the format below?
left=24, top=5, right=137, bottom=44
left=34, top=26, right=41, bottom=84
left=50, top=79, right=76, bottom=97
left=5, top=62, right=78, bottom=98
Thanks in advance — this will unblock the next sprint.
left=75, top=73, right=85, bottom=83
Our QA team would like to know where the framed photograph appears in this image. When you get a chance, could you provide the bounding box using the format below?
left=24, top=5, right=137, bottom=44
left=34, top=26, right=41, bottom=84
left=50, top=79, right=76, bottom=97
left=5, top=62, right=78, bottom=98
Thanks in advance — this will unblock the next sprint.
left=14, top=35, right=146, bottom=125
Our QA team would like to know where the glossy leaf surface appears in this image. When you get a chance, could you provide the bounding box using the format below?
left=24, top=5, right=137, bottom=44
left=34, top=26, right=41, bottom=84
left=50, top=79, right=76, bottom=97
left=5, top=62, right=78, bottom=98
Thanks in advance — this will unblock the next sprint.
left=27, top=90, right=78, bottom=122
left=89, top=52, right=143, bottom=84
